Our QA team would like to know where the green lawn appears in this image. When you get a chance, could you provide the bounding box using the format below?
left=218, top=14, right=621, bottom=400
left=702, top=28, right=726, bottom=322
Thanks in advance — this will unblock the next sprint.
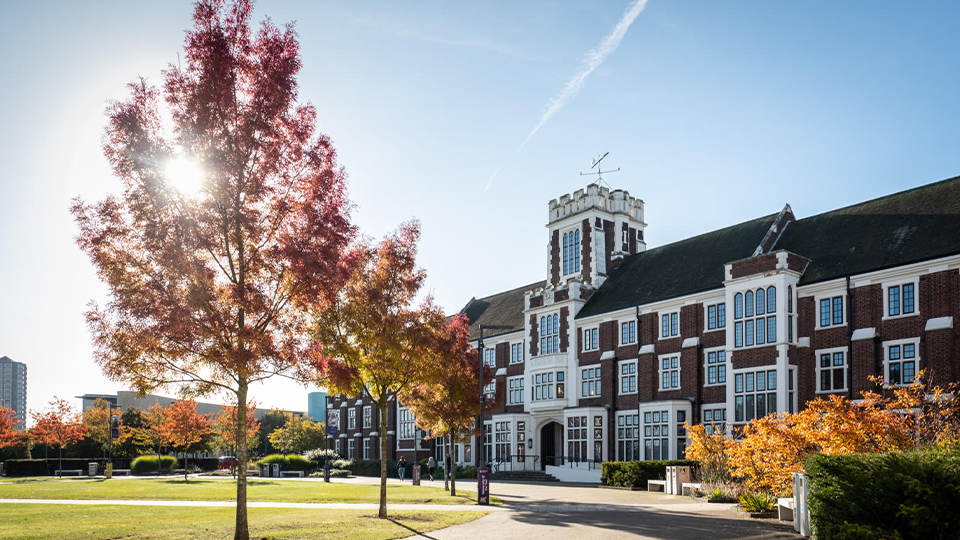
left=0, top=477, right=489, bottom=505
left=0, top=504, right=486, bottom=540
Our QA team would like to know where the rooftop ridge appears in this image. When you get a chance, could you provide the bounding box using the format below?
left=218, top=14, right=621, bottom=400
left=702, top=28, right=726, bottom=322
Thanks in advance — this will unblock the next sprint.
left=799, top=175, right=960, bottom=219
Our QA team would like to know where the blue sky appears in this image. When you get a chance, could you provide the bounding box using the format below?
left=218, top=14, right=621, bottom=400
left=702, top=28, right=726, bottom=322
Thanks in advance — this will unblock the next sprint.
left=1, top=0, right=958, bottom=415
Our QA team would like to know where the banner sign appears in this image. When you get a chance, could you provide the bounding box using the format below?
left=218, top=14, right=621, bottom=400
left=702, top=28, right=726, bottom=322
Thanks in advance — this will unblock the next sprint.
left=412, top=464, right=421, bottom=486
left=327, top=410, right=339, bottom=437
left=477, top=466, right=490, bottom=505
left=110, top=415, right=120, bottom=439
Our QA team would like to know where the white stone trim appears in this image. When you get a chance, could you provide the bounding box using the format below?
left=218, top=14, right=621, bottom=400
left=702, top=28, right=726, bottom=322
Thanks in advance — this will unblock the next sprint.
left=925, top=316, right=953, bottom=331
left=851, top=327, right=876, bottom=341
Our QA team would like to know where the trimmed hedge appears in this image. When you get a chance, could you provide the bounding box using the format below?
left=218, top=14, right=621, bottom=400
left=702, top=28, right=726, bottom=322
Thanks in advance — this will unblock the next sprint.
left=256, top=454, right=318, bottom=472
left=2, top=458, right=135, bottom=477
left=131, top=455, right=179, bottom=475
left=807, top=452, right=960, bottom=540
left=601, top=460, right=698, bottom=488
left=348, top=459, right=398, bottom=478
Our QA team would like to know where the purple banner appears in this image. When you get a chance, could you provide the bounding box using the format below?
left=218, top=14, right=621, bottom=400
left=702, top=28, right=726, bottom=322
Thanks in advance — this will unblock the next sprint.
left=477, top=466, right=490, bottom=505
left=412, top=464, right=421, bottom=486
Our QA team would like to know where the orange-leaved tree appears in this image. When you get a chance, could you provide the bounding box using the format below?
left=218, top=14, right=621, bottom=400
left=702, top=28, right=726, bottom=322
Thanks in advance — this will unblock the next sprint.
left=402, top=313, right=491, bottom=496
left=214, top=401, right=261, bottom=459
left=71, top=1, right=354, bottom=537
left=313, top=221, right=436, bottom=519
left=83, top=397, right=121, bottom=456
left=30, top=398, right=86, bottom=477
left=684, top=423, right=735, bottom=485
left=156, top=400, right=212, bottom=480
left=693, top=394, right=914, bottom=495
left=0, top=406, right=23, bottom=449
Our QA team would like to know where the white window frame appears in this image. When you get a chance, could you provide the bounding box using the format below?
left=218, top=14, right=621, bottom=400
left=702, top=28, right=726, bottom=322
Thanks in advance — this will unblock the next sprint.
left=733, top=368, right=778, bottom=424
left=702, top=406, right=727, bottom=435
left=705, top=302, right=726, bottom=332
left=660, top=310, right=680, bottom=339
left=483, top=348, right=496, bottom=368
left=363, top=405, right=372, bottom=429
left=347, top=439, right=355, bottom=460
left=510, top=341, right=524, bottom=364
left=348, top=408, right=356, bottom=430
left=581, top=364, right=602, bottom=398
left=533, top=370, right=565, bottom=401
left=362, top=438, right=371, bottom=460
left=619, top=359, right=637, bottom=395
left=659, top=354, right=680, bottom=391
left=704, top=348, right=727, bottom=387
left=620, top=320, right=637, bottom=345
left=616, top=412, right=640, bottom=461
left=540, top=312, right=560, bottom=355
left=815, top=293, right=846, bottom=330
left=733, top=286, right=778, bottom=349
left=483, top=380, right=496, bottom=397
left=398, top=407, right=415, bottom=440
left=582, top=326, right=599, bottom=351
left=883, top=338, right=920, bottom=386
left=883, top=279, right=919, bottom=321
left=815, top=346, right=848, bottom=393
left=507, top=376, right=524, bottom=405
left=562, top=227, right=581, bottom=276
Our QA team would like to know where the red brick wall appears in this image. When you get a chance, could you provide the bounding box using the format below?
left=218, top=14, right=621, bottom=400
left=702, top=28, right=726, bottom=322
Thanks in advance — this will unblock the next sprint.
left=730, top=253, right=778, bottom=279
left=554, top=288, right=570, bottom=301
left=559, top=307, right=570, bottom=352
left=629, top=228, right=637, bottom=255
left=529, top=295, right=543, bottom=309
left=786, top=253, right=810, bottom=273
left=582, top=219, right=593, bottom=283
left=550, top=229, right=560, bottom=286
left=604, top=220, right=615, bottom=271
left=529, top=314, right=539, bottom=356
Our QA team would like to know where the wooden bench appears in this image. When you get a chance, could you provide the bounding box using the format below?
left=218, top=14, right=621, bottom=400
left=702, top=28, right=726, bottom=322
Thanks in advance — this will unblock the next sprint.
left=778, top=497, right=795, bottom=521
left=681, top=482, right=702, bottom=496
left=280, top=470, right=304, bottom=478
left=54, top=470, right=84, bottom=476
left=647, top=479, right=666, bottom=492
left=112, top=469, right=132, bottom=476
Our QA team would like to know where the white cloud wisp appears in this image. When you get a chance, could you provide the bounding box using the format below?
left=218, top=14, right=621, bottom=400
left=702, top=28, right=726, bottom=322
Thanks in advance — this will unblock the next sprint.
left=519, top=0, right=649, bottom=151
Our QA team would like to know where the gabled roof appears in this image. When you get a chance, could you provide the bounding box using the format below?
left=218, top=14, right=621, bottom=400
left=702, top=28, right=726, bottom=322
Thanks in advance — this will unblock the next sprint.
left=577, top=213, right=779, bottom=318
left=458, top=280, right=542, bottom=340
left=774, top=175, right=960, bottom=284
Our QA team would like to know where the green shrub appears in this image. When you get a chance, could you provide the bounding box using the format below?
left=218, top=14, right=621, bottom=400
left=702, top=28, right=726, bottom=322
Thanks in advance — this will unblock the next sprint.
left=708, top=488, right=736, bottom=503
left=257, top=454, right=287, bottom=466
left=303, top=449, right=339, bottom=465
left=600, top=460, right=698, bottom=488
left=807, top=452, right=960, bottom=540
left=285, top=455, right=317, bottom=472
left=330, top=458, right=354, bottom=470
left=739, top=491, right=777, bottom=512
left=348, top=459, right=397, bottom=478
left=2, top=458, right=137, bottom=476
left=309, top=468, right=351, bottom=478
left=131, top=455, right=178, bottom=475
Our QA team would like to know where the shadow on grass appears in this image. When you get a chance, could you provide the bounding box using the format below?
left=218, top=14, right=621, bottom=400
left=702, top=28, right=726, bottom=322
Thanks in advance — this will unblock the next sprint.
left=388, top=519, right=440, bottom=540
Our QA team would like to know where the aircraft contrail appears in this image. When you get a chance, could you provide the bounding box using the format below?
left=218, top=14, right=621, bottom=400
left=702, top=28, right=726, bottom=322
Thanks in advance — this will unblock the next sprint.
left=519, top=0, right=649, bottom=151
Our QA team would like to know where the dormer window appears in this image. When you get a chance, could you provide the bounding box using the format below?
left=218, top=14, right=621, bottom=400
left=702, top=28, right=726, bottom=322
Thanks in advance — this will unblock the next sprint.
left=562, top=229, right=581, bottom=275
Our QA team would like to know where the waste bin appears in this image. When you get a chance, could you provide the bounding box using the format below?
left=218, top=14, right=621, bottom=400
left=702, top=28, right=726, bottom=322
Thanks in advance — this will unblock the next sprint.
left=261, top=464, right=271, bottom=477
left=89, top=463, right=99, bottom=476
left=272, top=463, right=280, bottom=478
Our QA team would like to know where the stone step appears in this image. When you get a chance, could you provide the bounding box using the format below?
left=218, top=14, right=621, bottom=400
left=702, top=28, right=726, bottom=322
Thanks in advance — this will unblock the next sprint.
left=492, top=470, right=561, bottom=482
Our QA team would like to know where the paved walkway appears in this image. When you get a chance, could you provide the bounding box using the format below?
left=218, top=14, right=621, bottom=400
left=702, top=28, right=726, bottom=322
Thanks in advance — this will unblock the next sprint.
left=0, top=475, right=803, bottom=539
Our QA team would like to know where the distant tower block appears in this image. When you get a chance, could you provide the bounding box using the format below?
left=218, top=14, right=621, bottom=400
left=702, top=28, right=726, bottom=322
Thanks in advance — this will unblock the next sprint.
left=0, top=356, right=27, bottom=428
left=547, top=184, right=646, bottom=289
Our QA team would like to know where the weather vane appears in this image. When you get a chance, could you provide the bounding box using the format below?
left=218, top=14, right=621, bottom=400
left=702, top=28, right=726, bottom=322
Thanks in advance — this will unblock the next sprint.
left=579, top=151, right=620, bottom=188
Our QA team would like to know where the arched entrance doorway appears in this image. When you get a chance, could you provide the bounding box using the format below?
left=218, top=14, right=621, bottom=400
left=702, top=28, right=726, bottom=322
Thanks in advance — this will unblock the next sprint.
left=540, top=421, right=563, bottom=470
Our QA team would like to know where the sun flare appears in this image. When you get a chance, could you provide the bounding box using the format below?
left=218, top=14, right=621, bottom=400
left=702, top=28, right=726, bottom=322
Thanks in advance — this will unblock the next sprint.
left=164, top=156, right=204, bottom=194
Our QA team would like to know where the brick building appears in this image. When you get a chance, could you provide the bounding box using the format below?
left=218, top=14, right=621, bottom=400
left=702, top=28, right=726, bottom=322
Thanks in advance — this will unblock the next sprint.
left=329, top=176, right=960, bottom=472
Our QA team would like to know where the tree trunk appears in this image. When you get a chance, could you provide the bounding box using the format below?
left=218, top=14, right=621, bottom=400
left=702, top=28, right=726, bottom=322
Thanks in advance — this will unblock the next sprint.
left=378, top=399, right=388, bottom=519
left=185, top=450, right=189, bottom=481
left=58, top=446, right=63, bottom=478
left=234, top=381, right=250, bottom=540
left=449, top=429, right=456, bottom=497
left=443, top=436, right=449, bottom=492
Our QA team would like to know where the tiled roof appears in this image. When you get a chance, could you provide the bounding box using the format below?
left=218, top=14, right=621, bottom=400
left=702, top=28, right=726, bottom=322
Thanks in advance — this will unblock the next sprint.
left=576, top=213, right=778, bottom=318
left=775, top=175, right=960, bottom=284
left=457, top=281, right=542, bottom=340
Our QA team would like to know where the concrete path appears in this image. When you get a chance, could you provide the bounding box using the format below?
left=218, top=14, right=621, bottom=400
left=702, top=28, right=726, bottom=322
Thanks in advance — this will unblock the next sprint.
left=0, top=475, right=803, bottom=539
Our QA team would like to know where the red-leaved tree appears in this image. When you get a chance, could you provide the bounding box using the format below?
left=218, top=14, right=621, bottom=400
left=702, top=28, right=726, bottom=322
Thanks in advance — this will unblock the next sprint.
left=0, top=406, right=23, bottom=449
left=156, top=400, right=212, bottom=480
left=71, top=1, right=354, bottom=537
left=313, top=221, right=437, bottom=518
left=402, top=313, right=493, bottom=496
left=30, top=398, right=86, bottom=477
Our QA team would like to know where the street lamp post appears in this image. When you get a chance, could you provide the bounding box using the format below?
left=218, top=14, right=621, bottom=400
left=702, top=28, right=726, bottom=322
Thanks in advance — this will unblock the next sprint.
left=476, top=324, right=513, bottom=468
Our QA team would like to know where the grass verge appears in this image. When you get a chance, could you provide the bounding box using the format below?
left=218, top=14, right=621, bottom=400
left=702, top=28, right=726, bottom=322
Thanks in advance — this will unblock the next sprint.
left=0, top=504, right=486, bottom=540
left=0, top=477, right=495, bottom=505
